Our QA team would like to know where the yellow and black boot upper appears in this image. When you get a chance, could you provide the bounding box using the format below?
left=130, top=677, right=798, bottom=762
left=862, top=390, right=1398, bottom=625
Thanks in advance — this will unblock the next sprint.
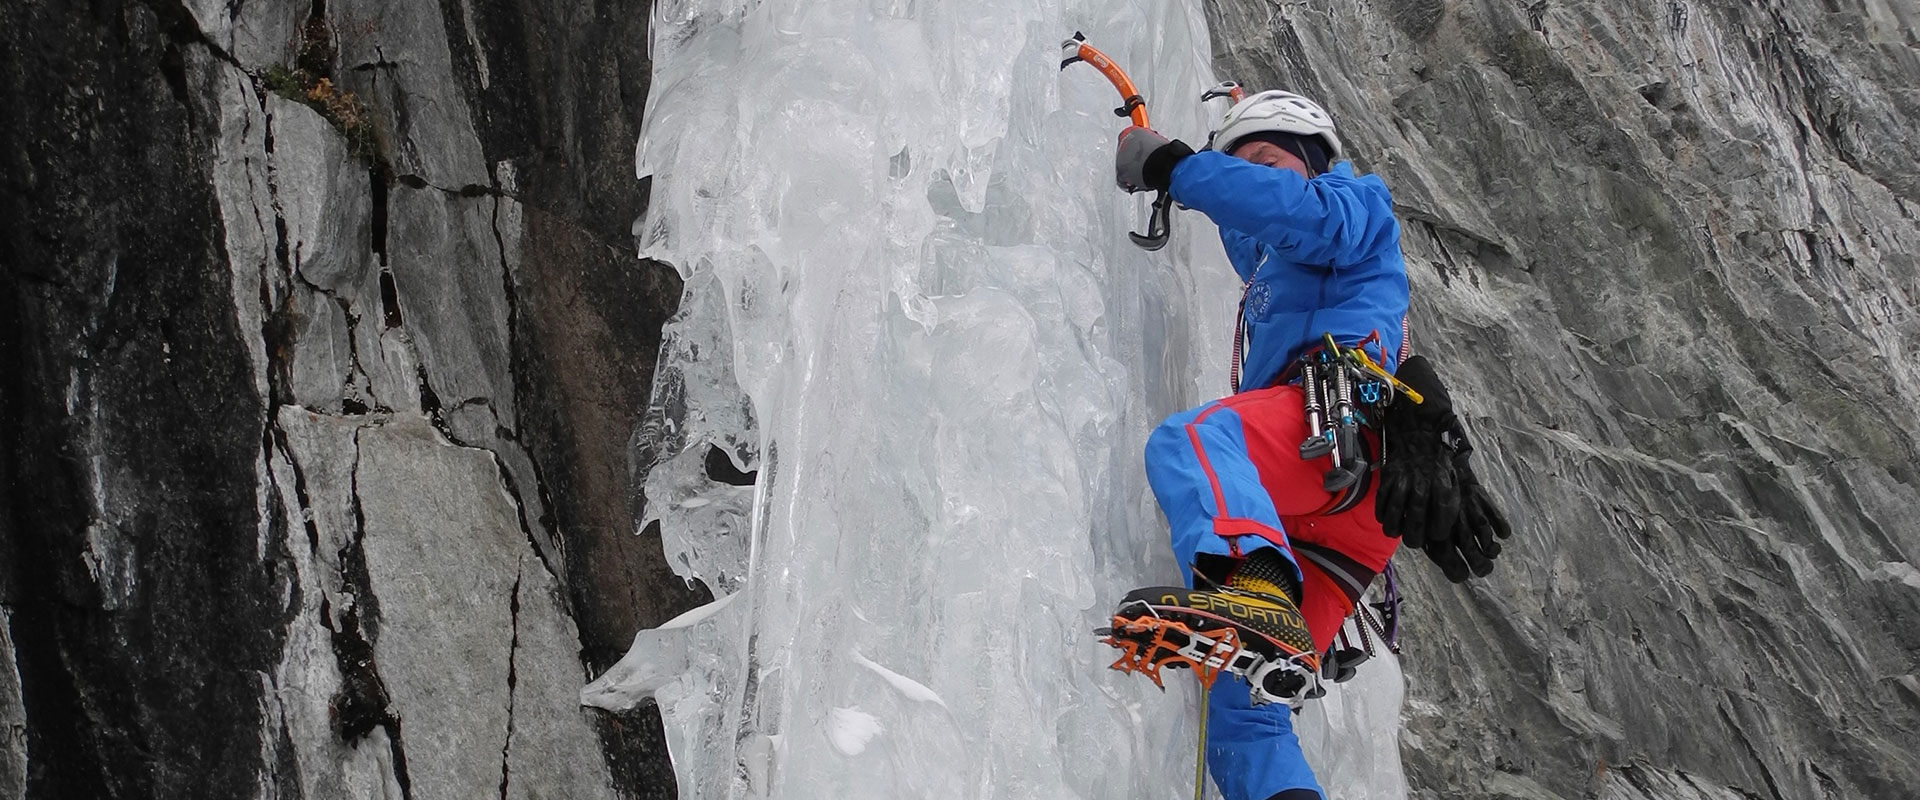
left=1115, top=548, right=1316, bottom=663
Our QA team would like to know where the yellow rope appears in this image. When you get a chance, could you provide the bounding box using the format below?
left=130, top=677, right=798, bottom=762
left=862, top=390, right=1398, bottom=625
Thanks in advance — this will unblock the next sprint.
left=1194, top=683, right=1211, bottom=800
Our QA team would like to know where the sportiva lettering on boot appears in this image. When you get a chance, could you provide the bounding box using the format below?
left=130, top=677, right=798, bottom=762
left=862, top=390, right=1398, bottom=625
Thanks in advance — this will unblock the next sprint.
left=1192, top=594, right=1305, bottom=628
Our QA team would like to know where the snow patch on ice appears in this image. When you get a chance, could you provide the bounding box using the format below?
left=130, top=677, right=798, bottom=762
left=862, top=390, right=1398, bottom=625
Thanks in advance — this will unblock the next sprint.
left=824, top=707, right=883, bottom=755
left=851, top=650, right=948, bottom=708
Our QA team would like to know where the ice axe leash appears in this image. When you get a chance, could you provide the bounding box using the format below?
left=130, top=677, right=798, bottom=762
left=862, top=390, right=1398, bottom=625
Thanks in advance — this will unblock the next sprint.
left=1060, top=32, right=1172, bottom=250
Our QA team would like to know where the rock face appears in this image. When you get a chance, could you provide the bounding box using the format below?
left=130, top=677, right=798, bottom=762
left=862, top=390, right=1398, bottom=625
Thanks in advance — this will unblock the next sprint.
left=1199, top=1, right=1920, bottom=798
left=0, top=0, right=698, bottom=797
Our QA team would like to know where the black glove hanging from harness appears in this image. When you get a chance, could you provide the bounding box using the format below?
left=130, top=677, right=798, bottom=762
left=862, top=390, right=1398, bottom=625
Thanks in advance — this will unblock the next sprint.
left=1377, top=355, right=1515, bottom=581
left=1374, top=355, right=1461, bottom=548
left=1422, top=418, right=1513, bottom=582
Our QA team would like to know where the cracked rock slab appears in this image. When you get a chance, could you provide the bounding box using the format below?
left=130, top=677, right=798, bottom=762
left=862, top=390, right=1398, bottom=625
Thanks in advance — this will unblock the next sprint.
left=354, top=417, right=612, bottom=800
left=268, top=95, right=374, bottom=295
left=504, top=554, right=618, bottom=800
left=386, top=186, right=516, bottom=420
left=356, top=418, right=518, bottom=800
left=329, top=0, right=490, bottom=187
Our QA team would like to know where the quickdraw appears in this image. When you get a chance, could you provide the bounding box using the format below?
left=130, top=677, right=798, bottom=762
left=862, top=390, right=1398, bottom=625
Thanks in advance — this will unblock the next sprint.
left=1060, top=32, right=1172, bottom=250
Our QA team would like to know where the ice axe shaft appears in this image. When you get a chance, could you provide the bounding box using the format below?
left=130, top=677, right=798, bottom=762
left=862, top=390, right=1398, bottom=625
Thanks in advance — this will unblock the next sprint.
left=1061, top=32, right=1170, bottom=250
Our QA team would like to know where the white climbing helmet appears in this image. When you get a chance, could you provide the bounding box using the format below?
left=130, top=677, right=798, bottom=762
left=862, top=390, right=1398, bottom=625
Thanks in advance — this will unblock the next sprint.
left=1209, top=89, right=1344, bottom=161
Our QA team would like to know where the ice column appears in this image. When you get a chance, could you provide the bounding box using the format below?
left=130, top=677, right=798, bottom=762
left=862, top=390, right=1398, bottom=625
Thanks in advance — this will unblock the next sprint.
left=584, top=1, right=1412, bottom=797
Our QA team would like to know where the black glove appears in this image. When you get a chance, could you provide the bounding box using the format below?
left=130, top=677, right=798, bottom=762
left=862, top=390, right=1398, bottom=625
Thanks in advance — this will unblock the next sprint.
left=1115, top=126, right=1194, bottom=193
left=1373, top=355, right=1461, bottom=548
left=1422, top=422, right=1513, bottom=582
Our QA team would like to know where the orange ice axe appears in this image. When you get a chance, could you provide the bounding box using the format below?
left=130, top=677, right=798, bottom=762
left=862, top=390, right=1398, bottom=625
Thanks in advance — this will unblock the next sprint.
left=1061, top=32, right=1172, bottom=250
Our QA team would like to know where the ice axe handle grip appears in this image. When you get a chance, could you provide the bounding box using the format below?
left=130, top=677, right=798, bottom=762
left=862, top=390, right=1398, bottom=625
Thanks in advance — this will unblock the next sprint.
left=1128, top=191, right=1173, bottom=251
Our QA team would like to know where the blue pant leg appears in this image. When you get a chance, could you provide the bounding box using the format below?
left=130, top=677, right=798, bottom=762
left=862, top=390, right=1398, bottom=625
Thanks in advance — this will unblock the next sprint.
left=1204, top=676, right=1324, bottom=800
left=1143, top=402, right=1304, bottom=587
left=1145, top=402, right=1322, bottom=800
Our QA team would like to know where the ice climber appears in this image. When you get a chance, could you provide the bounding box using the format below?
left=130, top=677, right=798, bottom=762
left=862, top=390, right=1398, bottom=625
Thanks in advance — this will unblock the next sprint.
left=1101, top=90, right=1513, bottom=800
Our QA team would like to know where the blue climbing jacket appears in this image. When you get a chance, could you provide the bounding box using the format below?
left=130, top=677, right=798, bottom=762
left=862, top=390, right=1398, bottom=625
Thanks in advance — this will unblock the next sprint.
left=1168, top=152, right=1411, bottom=387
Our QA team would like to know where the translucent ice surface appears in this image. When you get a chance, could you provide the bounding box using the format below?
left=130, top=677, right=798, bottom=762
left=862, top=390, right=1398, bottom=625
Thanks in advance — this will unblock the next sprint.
left=583, top=1, right=1412, bottom=797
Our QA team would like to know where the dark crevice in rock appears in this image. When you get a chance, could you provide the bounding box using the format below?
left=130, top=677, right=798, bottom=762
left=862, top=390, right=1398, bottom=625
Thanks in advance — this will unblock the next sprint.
left=330, top=431, right=391, bottom=741
left=271, top=425, right=322, bottom=554
left=1716, top=700, right=1786, bottom=800
left=387, top=719, right=416, bottom=800
left=415, top=364, right=456, bottom=442
left=263, top=299, right=298, bottom=408
left=393, top=174, right=503, bottom=198
left=337, top=298, right=376, bottom=414
left=298, top=0, right=334, bottom=78
left=256, top=93, right=305, bottom=412
left=499, top=568, right=522, bottom=800
left=485, top=171, right=567, bottom=588
left=349, top=44, right=401, bottom=73
left=324, top=591, right=393, bottom=743
left=505, top=421, right=563, bottom=561
left=489, top=447, right=563, bottom=598
left=330, top=429, right=412, bottom=798
left=372, top=164, right=390, bottom=265
left=378, top=270, right=403, bottom=329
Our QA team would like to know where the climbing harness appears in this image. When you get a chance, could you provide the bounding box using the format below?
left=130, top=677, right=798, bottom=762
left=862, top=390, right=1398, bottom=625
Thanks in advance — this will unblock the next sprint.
left=1060, top=33, right=1173, bottom=250
left=1286, top=333, right=1427, bottom=514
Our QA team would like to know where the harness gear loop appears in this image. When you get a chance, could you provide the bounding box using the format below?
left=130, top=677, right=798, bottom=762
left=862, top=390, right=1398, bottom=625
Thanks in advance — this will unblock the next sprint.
left=1290, top=332, right=1415, bottom=515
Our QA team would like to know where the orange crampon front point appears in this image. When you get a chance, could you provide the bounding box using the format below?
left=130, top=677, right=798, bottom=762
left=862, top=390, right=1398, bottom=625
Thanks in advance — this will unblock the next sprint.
left=1101, top=614, right=1244, bottom=689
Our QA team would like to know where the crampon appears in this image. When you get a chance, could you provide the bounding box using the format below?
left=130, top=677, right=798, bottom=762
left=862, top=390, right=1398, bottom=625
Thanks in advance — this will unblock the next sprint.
left=1096, top=593, right=1322, bottom=706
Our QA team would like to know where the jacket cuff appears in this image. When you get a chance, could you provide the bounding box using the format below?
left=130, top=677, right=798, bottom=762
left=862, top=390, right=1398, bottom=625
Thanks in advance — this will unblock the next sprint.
left=1143, top=139, right=1195, bottom=192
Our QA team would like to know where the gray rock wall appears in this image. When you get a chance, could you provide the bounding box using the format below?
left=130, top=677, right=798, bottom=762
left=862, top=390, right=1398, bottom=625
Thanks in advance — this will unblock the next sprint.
left=1200, top=1, right=1920, bottom=798
left=0, top=0, right=696, bottom=797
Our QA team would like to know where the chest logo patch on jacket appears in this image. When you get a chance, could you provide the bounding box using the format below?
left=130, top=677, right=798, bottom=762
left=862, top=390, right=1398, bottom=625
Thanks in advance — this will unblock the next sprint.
left=1245, top=280, right=1272, bottom=318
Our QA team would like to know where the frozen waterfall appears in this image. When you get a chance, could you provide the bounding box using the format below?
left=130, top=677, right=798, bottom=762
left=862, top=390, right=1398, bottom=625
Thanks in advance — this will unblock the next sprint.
left=582, top=1, right=1411, bottom=797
